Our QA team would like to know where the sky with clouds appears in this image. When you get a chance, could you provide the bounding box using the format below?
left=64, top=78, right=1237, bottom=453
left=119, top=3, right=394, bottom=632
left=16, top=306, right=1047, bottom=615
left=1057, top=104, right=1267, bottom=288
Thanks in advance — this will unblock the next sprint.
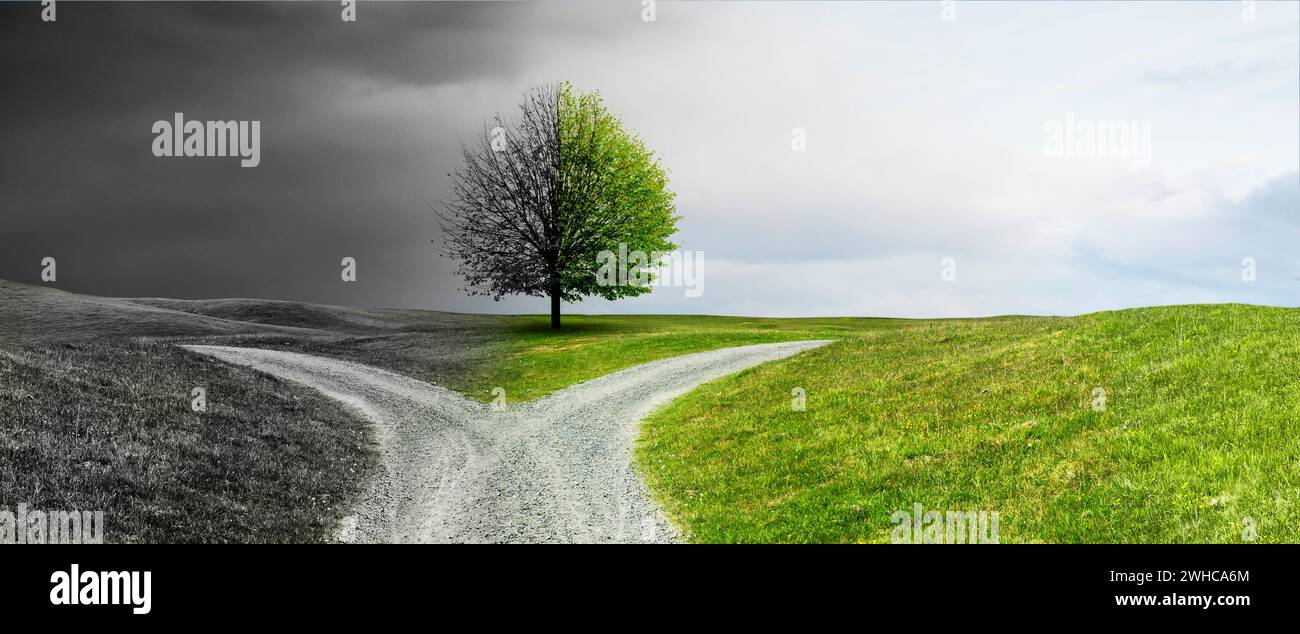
left=1, top=1, right=1296, bottom=317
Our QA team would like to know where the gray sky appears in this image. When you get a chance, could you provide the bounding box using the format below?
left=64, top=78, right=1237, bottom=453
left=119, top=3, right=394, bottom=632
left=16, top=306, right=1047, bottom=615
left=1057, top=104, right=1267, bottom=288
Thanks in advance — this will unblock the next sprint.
left=1, top=1, right=1296, bottom=317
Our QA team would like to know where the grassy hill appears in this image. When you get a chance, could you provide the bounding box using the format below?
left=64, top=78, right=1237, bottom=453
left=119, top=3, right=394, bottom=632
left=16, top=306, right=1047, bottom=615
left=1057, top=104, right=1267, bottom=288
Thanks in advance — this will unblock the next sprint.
left=635, top=305, right=1300, bottom=543
left=0, top=280, right=303, bottom=346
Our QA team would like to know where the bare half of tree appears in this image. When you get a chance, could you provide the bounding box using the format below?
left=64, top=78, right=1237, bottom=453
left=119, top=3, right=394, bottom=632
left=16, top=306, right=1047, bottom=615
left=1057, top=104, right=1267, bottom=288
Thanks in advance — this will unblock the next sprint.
left=437, top=85, right=562, bottom=316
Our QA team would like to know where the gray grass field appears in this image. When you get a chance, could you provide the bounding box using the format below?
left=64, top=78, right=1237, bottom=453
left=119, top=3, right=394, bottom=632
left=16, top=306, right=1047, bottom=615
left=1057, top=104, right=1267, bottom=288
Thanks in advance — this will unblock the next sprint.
left=0, top=280, right=502, bottom=542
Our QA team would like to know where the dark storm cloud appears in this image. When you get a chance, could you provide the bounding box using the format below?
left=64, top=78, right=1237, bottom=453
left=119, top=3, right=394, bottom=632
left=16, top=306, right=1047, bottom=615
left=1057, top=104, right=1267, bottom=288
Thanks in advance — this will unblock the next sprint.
left=0, top=0, right=629, bottom=307
left=0, top=1, right=550, bottom=107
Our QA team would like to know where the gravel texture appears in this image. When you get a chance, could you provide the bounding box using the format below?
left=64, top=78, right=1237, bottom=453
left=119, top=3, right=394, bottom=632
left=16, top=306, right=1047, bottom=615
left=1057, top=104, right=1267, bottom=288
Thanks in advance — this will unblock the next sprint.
left=183, top=340, right=832, bottom=543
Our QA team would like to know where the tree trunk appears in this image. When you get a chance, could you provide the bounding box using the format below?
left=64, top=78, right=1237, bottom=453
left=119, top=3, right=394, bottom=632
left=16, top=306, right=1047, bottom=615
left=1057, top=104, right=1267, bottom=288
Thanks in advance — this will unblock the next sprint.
left=550, top=285, right=561, bottom=329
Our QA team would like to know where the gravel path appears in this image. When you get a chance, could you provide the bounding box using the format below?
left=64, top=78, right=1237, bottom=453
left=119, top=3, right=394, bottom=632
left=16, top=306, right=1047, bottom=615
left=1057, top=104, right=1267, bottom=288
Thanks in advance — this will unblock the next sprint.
left=183, top=340, right=832, bottom=543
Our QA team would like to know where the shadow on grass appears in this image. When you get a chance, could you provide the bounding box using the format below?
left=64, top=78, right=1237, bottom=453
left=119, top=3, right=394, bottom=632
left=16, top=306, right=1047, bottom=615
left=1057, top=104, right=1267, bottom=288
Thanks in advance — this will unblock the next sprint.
left=504, top=316, right=643, bottom=336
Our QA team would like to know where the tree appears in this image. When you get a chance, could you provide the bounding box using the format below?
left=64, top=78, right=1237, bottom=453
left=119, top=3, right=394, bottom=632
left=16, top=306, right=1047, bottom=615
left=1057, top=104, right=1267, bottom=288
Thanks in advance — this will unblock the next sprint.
left=437, top=83, right=679, bottom=329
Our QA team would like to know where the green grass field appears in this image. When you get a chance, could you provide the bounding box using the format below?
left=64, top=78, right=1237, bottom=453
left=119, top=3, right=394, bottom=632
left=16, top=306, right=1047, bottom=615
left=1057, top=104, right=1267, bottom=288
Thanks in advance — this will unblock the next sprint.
left=632, top=305, right=1300, bottom=543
